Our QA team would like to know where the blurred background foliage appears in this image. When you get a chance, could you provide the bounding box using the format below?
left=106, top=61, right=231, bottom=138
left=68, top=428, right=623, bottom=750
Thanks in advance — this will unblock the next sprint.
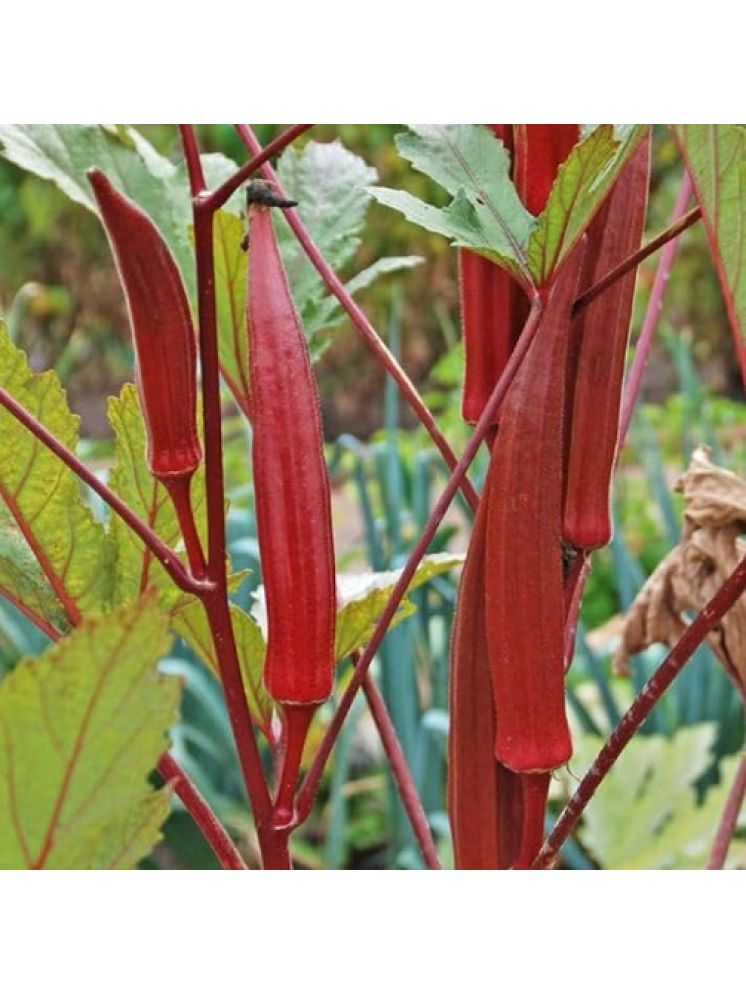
left=0, top=124, right=744, bottom=869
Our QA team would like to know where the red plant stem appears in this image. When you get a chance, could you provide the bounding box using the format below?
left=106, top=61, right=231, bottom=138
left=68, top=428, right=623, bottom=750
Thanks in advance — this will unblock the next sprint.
left=0, top=583, right=60, bottom=641
left=182, top=125, right=274, bottom=843
left=157, top=753, right=248, bottom=870
left=361, top=669, right=442, bottom=869
left=163, top=476, right=207, bottom=579
left=0, top=386, right=209, bottom=598
left=179, top=125, right=207, bottom=195
left=234, top=123, right=480, bottom=514
left=573, top=206, right=702, bottom=316
left=256, top=826, right=292, bottom=869
left=533, top=550, right=746, bottom=870
left=617, top=172, right=694, bottom=446
left=205, top=125, right=314, bottom=212
left=707, top=752, right=746, bottom=870
left=297, top=299, right=544, bottom=820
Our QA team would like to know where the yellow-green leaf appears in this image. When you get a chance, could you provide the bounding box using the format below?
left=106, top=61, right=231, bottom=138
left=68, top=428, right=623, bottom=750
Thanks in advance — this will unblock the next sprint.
left=575, top=724, right=746, bottom=870
left=214, top=211, right=251, bottom=417
left=0, top=596, right=180, bottom=869
left=526, top=125, right=649, bottom=282
left=0, top=324, right=111, bottom=630
left=107, top=384, right=207, bottom=611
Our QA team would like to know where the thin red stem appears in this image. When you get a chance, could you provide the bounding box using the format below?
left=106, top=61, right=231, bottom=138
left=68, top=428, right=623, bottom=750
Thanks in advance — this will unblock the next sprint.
left=163, top=475, right=207, bottom=579
left=271, top=704, right=315, bottom=831
left=205, top=125, right=314, bottom=212
left=297, top=298, right=544, bottom=820
left=234, top=123, right=480, bottom=514
left=157, top=753, right=248, bottom=870
left=361, top=669, right=442, bottom=869
left=179, top=125, right=207, bottom=196
left=0, top=386, right=209, bottom=598
left=707, top=752, right=746, bottom=870
left=533, top=551, right=746, bottom=869
left=617, top=172, right=694, bottom=446
left=573, top=206, right=702, bottom=315
left=0, top=583, right=61, bottom=642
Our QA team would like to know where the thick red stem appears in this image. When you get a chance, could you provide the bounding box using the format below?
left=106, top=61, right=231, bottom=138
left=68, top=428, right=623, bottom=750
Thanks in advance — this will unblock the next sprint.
left=533, top=551, right=746, bottom=869
left=296, top=299, right=544, bottom=820
left=158, top=753, right=248, bottom=870
left=707, top=752, right=746, bottom=870
left=234, top=123, right=480, bottom=514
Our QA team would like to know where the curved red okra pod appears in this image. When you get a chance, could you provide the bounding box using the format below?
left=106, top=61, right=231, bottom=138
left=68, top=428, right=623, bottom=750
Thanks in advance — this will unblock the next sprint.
left=88, top=169, right=206, bottom=576
left=246, top=185, right=336, bottom=828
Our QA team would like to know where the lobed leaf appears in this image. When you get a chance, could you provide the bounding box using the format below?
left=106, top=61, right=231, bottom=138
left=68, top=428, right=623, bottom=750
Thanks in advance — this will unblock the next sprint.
left=526, top=125, right=649, bottom=281
left=0, top=596, right=180, bottom=869
left=0, top=324, right=112, bottom=630
left=372, top=125, right=533, bottom=282
left=673, top=125, right=746, bottom=380
left=0, top=124, right=196, bottom=295
left=576, top=724, right=746, bottom=869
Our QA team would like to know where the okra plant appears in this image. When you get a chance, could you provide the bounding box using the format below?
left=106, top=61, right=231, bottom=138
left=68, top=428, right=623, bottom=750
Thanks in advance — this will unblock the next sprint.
left=0, top=124, right=744, bottom=870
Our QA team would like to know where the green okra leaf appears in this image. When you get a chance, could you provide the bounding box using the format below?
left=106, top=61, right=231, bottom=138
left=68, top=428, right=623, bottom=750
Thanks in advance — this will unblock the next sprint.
left=0, top=596, right=180, bottom=869
left=575, top=724, right=746, bottom=870
left=526, top=125, right=649, bottom=281
left=0, top=324, right=112, bottom=629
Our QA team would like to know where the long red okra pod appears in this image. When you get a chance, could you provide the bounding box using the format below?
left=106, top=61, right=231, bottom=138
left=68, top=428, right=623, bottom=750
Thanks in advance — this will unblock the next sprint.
left=88, top=168, right=206, bottom=576
left=562, top=136, right=652, bottom=550
left=246, top=186, right=336, bottom=829
left=484, top=240, right=586, bottom=774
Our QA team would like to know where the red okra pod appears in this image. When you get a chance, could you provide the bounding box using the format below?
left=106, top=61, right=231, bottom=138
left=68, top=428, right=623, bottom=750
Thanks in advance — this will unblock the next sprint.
left=460, top=125, right=580, bottom=428
left=87, top=169, right=202, bottom=482
left=562, top=136, right=651, bottom=550
left=246, top=188, right=336, bottom=823
left=484, top=240, right=586, bottom=774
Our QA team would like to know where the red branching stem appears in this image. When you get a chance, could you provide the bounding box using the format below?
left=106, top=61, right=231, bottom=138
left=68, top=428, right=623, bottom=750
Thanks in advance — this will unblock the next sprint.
left=297, top=299, right=544, bottom=819
left=361, top=669, right=442, bottom=869
left=179, top=125, right=207, bottom=196
left=162, top=475, right=207, bottom=579
left=707, top=752, right=746, bottom=870
left=573, top=206, right=702, bottom=316
left=157, top=753, right=248, bottom=870
left=205, top=125, right=314, bottom=213
left=617, top=172, right=694, bottom=446
left=182, top=124, right=274, bottom=839
left=533, top=551, right=746, bottom=869
left=0, top=386, right=209, bottom=597
left=234, top=123, right=480, bottom=513
left=0, top=584, right=61, bottom=640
